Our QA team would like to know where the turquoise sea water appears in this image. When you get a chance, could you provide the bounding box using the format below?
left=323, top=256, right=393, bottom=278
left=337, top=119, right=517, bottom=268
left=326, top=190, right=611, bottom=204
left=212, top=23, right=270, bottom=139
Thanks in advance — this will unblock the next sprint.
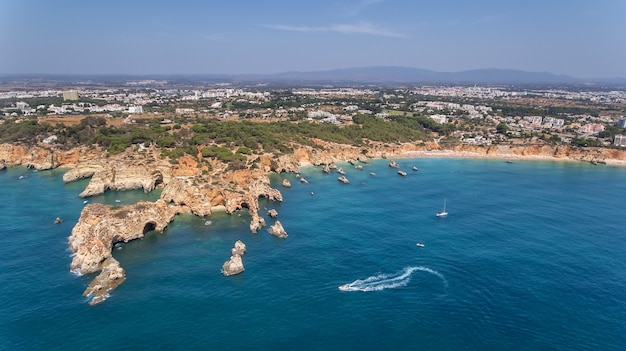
left=1, top=158, right=625, bottom=350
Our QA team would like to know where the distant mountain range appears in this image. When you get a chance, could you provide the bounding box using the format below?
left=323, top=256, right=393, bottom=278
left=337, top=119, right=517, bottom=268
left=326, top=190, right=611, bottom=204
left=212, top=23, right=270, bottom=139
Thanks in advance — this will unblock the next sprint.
left=241, top=66, right=625, bottom=85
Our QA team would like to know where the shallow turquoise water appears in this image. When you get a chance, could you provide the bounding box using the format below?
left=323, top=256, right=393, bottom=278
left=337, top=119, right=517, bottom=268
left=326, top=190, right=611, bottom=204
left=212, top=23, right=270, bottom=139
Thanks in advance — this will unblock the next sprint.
left=1, top=159, right=625, bottom=350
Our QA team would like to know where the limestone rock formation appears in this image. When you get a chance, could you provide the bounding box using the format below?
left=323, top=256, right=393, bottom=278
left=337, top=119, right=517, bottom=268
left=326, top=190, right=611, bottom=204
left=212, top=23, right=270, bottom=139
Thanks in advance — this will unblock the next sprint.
left=0, top=161, right=6, bottom=171
left=69, top=200, right=180, bottom=275
left=82, top=257, right=126, bottom=306
left=77, top=165, right=165, bottom=198
left=68, top=199, right=181, bottom=304
left=222, top=240, right=246, bottom=276
left=0, top=143, right=60, bottom=170
left=282, top=179, right=292, bottom=188
left=268, top=209, right=278, bottom=218
left=62, top=164, right=104, bottom=183
left=161, top=176, right=222, bottom=217
left=268, top=220, right=288, bottom=239
left=219, top=176, right=282, bottom=233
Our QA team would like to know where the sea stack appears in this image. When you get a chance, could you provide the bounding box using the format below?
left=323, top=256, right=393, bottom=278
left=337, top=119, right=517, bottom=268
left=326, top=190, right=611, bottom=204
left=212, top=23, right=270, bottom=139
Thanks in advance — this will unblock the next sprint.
left=282, top=179, right=292, bottom=188
left=268, top=220, right=288, bottom=239
left=268, top=209, right=278, bottom=218
left=222, top=240, right=247, bottom=276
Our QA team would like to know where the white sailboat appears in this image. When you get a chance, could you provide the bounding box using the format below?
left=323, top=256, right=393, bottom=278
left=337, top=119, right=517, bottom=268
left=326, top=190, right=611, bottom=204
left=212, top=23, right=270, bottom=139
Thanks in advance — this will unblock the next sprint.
left=436, top=199, right=448, bottom=217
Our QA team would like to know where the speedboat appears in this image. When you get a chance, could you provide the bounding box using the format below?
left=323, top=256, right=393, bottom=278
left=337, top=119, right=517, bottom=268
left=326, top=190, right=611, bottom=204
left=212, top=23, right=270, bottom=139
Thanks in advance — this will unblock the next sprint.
left=416, top=243, right=425, bottom=248
left=338, top=284, right=351, bottom=291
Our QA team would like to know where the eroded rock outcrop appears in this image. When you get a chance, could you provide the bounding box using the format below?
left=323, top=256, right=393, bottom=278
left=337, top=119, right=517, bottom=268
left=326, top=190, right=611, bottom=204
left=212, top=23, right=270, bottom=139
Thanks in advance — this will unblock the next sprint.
left=282, top=179, right=291, bottom=188
left=222, top=240, right=246, bottom=276
left=82, top=257, right=126, bottom=306
left=68, top=199, right=181, bottom=304
left=268, top=220, right=288, bottom=239
left=161, top=176, right=223, bottom=217
left=77, top=165, right=165, bottom=198
left=268, top=209, right=278, bottom=218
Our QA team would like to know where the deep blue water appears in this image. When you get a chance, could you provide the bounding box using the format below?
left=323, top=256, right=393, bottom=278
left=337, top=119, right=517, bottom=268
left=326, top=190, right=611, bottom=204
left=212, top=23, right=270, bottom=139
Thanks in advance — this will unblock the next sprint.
left=1, top=158, right=625, bottom=350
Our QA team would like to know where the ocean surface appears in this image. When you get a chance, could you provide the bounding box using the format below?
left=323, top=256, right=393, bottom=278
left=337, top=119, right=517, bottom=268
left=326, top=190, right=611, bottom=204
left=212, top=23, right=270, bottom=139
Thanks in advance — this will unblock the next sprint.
left=1, top=158, right=625, bottom=350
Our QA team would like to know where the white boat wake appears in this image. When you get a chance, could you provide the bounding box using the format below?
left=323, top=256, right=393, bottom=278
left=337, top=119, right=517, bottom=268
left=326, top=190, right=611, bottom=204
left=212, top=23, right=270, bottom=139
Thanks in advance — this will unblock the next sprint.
left=338, top=266, right=448, bottom=292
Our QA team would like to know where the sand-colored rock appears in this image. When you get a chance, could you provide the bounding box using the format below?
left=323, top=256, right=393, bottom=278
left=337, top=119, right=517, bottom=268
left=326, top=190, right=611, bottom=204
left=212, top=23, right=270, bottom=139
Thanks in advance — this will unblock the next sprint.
left=222, top=240, right=246, bottom=276
left=82, top=257, right=126, bottom=306
left=77, top=165, right=165, bottom=198
left=161, top=176, right=222, bottom=217
left=268, top=220, right=288, bottom=238
left=268, top=209, right=278, bottom=218
left=69, top=200, right=180, bottom=275
left=282, top=179, right=291, bottom=188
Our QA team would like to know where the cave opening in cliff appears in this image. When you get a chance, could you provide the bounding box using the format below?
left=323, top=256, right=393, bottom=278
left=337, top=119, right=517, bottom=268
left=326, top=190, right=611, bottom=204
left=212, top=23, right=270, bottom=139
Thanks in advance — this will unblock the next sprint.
left=143, top=221, right=156, bottom=234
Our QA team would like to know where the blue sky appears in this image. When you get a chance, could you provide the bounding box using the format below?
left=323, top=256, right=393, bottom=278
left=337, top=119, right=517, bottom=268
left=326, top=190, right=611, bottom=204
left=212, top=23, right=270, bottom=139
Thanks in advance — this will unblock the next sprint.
left=1, top=0, right=625, bottom=77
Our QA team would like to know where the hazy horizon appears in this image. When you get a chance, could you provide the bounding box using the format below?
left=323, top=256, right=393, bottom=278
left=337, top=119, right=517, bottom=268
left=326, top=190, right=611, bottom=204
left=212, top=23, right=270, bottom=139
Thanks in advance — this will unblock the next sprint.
left=1, top=0, right=625, bottom=78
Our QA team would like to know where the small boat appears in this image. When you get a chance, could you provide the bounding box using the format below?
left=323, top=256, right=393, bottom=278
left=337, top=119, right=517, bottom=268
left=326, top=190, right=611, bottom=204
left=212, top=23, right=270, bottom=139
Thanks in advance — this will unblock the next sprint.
left=83, top=200, right=88, bottom=204
left=412, top=166, right=418, bottom=171
left=398, top=170, right=407, bottom=176
left=506, top=160, right=513, bottom=164
left=115, top=199, right=121, bottom=203
left=338, top=284, right=351, bottom=291
left=204, top=220, right=212, bottom=226
left=436, top=199, right=448, bottom=217
left=18, top=175, right=25, bottom=180
left=416, top=243, right=425, bottom=248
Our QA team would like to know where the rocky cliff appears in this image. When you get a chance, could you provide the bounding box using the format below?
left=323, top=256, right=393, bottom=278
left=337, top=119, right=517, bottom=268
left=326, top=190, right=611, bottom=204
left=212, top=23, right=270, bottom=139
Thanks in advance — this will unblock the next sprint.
left=68, top=200, right=182, bottom=303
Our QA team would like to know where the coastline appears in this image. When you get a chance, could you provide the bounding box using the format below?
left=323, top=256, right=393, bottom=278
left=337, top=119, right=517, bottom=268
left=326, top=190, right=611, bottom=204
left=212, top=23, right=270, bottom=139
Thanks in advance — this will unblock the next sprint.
left=298, top=147, right=626, bottom=170
left=395, top=149, right=626, bottom=167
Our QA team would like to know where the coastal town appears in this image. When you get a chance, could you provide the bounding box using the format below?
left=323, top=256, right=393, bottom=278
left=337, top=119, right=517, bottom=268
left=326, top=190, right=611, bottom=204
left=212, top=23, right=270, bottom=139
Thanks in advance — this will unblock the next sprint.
left=1, top=80, right=626, bottom=149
